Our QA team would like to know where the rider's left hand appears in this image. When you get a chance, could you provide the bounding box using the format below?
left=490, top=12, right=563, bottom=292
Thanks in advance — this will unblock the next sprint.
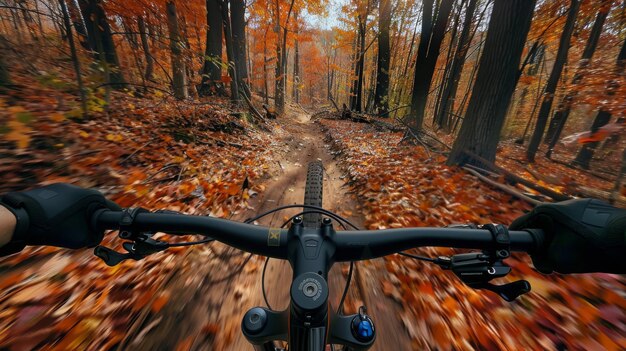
left=0, top=183, right=120, bottom=255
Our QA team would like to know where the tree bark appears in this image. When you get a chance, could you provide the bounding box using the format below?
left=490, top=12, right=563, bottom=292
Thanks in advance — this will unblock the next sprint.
left=166, top=1, right=187, bottom=100
left=230, top=0, right=249, bottom=94
left=432, top=0, right=463, bottom=127
left=544, top=3, right=609, bottom=158
left=221, top=0, right=239, bottom=102
left=263, top=25, right=269, bottom=105
left=199, top=0, right=223, bottom=96
left=349, top=28, right=360, bottom=110
left=374, top=0, right=391, bottom=116
left=354, top=15, right=366, bottom=112
left=69, top=0, right=89, bottom=49
left=59, top=0, right=87, bottom=116
left=526, top=0, right=580, bottom=162
left=435, top=0, right=477, bottom=132
left=292, top=12, right=300, bottom=103
left=137, top=16, right=154, bottom=82
left=78, top=0, right=125, bottom=87
left=274, top=0, right=296, bottom=113
left=407, top=0, right=454, bottom=131
left=447, top=0, right=536, bottom=166
left=393, top=19, right=419, bottom=115
left=274, top=0, right=281, bottom=109
left=573, top=36, right=626, bottom=169
left=0, top=35, right=10, bottom=89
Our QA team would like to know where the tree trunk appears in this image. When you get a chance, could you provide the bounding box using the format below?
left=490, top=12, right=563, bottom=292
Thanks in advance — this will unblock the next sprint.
left=230, top=0, right=249, bottom=94
left=349, top=30, right=360, bottom=110
left=573, top=36, right=626, bottom=169
left=354, top=16, right=366, bottom=113
left=407, top=0, right=454, bottom=131
left=0, top=34, right=10, bottom=89
left=263, top=26, right=269, bottom=105
left=436, top=0, right=477, bottom=132
left=69, top=0, right=89, bottom=49
left=374, top=0, right=391, bottom=116
left=447, top=0, right=536, bottom=166
left=393, top=19, right=419, bottom=116
left=199, top=0, right=223, bottom=96
left=78, top=0, right=125, bottom=87
left=274, top=0, right=281, bottom=110
left=137, top=16, right=154, bottom=82
left=432, top=0, right=463, bottom=128
left=222, top=0, right=239, bottom=102
left=544, top=3, right=609, bottom=158
left=274, top=0, right=295, bottom=112
left=526, top=0, right=580, bottom=162
left=292, top=12, right=300, bottom=103
left=166, top=1, right=187, bottom=100
left=59, top=0, right=87, bottom=116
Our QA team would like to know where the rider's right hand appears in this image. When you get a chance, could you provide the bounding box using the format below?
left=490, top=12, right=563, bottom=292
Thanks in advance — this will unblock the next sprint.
left=510, top=199, right=626, bottom=274
left=0, top=183, right=120, bottom=256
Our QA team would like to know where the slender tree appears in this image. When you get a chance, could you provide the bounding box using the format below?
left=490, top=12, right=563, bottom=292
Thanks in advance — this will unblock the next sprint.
left=354, top=13, right=367, bottom=112
left=231, top=0, right=249, bottom=94
left=137, top=16, right=154, bottom=82
left=0, top=35, right=10, bottom=89
left=406, top=0, right=454, bottom=131
left=293, top=11, right=300, bottom=103
left=544, top=3, right=610, bottom=158
left=166, top=1, right=187, bottom=100
left=59, top=0, right=87, bottom=116
left=447, top=0, right=536, bottom=166
left=435, top=0, right=477, bottom=132
left=526, top=0, right=580, bottom=162
left=222, top=0, right=240, bottom=102
left=199, top=0, right=223, bottom=96
left=374, top=0, right=391, bottom=117
left=78, top=0, right=125, bottom=87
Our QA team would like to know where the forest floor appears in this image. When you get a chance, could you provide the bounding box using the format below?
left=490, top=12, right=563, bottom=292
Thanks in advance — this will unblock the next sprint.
left=114, top=107, right=415, bottom=350
left=0, top=87, right=625, bottom=350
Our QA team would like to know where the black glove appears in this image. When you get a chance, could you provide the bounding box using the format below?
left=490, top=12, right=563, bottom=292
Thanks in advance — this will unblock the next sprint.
left=510, top=198, right=626, bottom=274
left=0, top=183, right=120, bottom=256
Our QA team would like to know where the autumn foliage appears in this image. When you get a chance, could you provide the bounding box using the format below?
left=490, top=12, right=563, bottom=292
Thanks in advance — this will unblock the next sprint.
left=0, top=0, right=625, bottom=350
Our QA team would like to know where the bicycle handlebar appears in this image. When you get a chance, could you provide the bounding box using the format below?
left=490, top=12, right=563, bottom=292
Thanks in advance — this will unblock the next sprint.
left=93, top=210, right=543, bottom=261
left=93, top=208, right=544, bottom=350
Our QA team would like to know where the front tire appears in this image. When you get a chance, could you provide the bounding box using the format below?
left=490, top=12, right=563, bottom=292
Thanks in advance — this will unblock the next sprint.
left=303, top=161, right=323, bottom=228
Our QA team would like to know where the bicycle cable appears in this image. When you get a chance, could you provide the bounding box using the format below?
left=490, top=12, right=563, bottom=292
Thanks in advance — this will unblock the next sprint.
left=256, top=207, right=357, bottom=318
left=397, top=251, right=437, bottom=262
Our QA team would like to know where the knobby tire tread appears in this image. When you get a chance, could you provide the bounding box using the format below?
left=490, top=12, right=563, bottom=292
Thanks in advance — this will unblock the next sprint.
left=303, top=161, right=323, bottom=228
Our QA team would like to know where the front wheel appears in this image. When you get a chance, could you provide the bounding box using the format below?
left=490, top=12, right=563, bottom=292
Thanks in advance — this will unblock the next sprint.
left=303, top=161, right=324, bottom=228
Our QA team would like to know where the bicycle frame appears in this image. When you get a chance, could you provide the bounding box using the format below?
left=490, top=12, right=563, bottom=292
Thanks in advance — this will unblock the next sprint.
left=243, top=218, right=373, bottom=351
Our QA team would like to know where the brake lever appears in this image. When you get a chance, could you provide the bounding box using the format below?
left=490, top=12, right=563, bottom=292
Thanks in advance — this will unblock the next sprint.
left=435, top=252, right=531, bottom=301
left=472, top=280, right=531, bottom=302
left=94, top=234, right=169, bottom=266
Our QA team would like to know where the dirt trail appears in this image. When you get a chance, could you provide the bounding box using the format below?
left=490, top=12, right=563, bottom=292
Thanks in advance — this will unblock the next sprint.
left=129, top=109, right=412, bottom=350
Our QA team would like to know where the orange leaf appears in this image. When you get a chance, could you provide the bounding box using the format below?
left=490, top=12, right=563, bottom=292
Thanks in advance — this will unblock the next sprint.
left=151, top=292, right=170, bottom=313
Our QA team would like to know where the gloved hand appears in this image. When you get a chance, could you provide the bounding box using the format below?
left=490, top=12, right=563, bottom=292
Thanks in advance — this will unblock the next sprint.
left=510, top=198, right=626, bottom=274
left=0, top=183, right=120, bottom=255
